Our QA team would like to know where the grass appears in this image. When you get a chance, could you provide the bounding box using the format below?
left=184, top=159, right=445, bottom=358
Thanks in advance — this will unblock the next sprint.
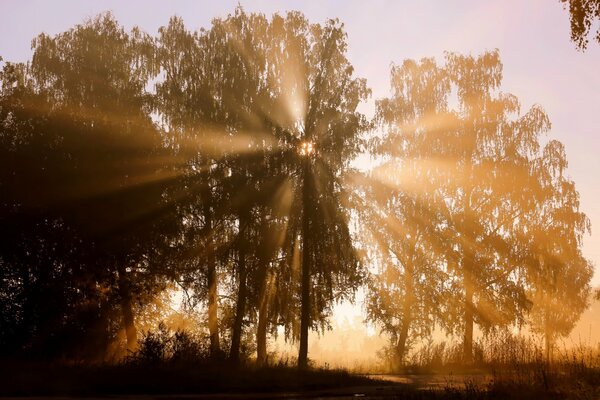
left=0, top=360, right=382, bottom=396
left=2, top=329, right=600, bottom=398
left=368, top=331, right=600, bottom=399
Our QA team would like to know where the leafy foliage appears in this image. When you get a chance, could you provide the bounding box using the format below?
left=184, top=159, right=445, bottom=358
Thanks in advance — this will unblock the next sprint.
left=560, top=0, right=600, bottom=50
left=364, top=51, right=591, bottom=365
left=0, top=10, right=592, bottom=372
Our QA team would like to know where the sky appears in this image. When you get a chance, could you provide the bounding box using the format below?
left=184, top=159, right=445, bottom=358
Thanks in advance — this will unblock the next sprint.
left=1, top=0, right=599, bottom=288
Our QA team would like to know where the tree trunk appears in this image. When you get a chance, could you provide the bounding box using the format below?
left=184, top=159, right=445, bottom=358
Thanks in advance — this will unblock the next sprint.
left=256, top=258, right=272, bottom=366
left=396, top=265, right=414, bottom=368
left=462, top=155, right=475, bottom=364
left=256, top=274, right=270, bottom=366
left=396, top=317, right=410, bottom=368
left=230, top=213, right=248, bottom=363
left=117, top=265, right=137, bottom=353
left=203, top=181, right=220, bottom=357
left=298, top=159, right=311, bottom=369
left=20, top=265, right=33, bottom=350
left=207, top=254, right=220, bottom=356
left=463, top=275, right=474, bottom=363
left=121, top=292, right=137, bottom=353
left=256, top=213, right=276, bottom=367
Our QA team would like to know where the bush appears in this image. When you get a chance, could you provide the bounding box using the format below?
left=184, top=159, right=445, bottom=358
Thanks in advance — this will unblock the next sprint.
left=130, top=322, right=209, bottom=365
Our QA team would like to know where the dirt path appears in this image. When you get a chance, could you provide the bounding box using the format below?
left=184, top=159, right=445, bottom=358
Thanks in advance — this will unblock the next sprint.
left=369, top=373, right=493, bottom=390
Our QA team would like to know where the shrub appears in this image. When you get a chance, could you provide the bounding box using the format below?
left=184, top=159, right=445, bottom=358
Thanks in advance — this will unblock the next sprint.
left=129, top=322, right=209, bottom=365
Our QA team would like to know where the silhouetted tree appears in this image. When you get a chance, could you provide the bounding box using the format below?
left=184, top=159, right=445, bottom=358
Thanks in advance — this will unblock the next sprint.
left=257, top=12, right=369, bottom=368
left=155, top=9, right=368, bottom=367
left=560, top=0, right=600, bottom=50
left=6, top=8, right=592, bottom=373
left=155, top=16, right=232, bottom=358
left=0, top=14, right=175, bottom=358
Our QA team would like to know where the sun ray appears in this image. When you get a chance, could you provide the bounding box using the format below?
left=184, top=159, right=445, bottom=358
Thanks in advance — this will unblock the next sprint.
left=175, top=125, right=279, bottom=159
left=220, top=12, right=308, bottom=138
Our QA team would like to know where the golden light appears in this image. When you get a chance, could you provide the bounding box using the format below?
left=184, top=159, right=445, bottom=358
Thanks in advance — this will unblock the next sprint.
left=299, top=141, right=314, bottom=156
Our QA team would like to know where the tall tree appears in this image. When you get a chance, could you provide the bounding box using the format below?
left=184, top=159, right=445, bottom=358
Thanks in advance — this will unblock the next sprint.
left=0, top=13, right=176, bottom=357
left=155, top=16, right=231, bottom=357
left=360, top=58, right=455, bottom=368
left=525, top=140, right=592, bottom=359
left=261, top=13, right=369, bottom=368
left=368, top=51, right=557, bottom=362
left=155, top=9, right=369, bottom=366
left=442, top=51, right=549, bottom=361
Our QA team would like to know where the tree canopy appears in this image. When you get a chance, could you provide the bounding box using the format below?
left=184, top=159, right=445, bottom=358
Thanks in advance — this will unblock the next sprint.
left=0, top=9, right=592, bottom=368
left=362, top=50, right=592, bottom=364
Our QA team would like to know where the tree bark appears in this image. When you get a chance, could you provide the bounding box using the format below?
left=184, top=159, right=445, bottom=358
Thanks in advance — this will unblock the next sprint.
left=298, top=159, right=311, bottom=369
left=230, top=212, right=248, bottom=363
left=462, top=153, right=475, bottom=364
left=256, top=213, right=276, bottom=366
left=207, top=253, right=220, bottom=356
left=203, top=180, right=220, bottom=357
left=256, top=271, right=271, bottom=366
left=117, top=265, right=137, bottom=353
left=121, top=292, right=137, bottom=353
left=256, top=248, right=272, bottom=366
left=19, top=265, right=33, bottom=350
left=396, top=317, right=411, bottom=368
left=396, top=265, right=414, bottom=368
left=463, top=271, right=474, bottom=363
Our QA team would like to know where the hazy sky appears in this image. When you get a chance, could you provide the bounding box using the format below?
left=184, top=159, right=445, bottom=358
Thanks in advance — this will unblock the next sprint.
left=1, top=0, right=599, bottom=286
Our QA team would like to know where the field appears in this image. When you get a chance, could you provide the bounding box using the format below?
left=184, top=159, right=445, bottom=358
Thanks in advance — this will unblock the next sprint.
left=2, top=337, right=599, bottom=399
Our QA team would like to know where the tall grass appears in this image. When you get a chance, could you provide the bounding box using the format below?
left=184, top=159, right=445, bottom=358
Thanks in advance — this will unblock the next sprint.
left=378, top=330, right=600, bottom=398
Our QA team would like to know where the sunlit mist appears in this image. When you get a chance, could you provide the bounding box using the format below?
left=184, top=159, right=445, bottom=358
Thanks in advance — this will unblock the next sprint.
left=0, top=2, right=599, bottom=398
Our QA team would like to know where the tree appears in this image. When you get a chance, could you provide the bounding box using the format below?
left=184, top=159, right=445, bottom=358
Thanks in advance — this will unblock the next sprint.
left=368, top=51, right=556, bottom=362
left=155, top=16, right=230, bottom=358
left=560, top=0, right=600, bottom=50
left=256, top=13, right=369, bottom=368
left=155, top=8, right=369, bottom=367
left=525, top=140, right=592, bottom=359
left=0, top=13, right=175, bottom=357
left=360, top=58, right=455, bottom=368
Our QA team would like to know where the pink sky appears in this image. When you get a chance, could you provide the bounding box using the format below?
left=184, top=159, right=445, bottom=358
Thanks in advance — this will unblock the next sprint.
left=1, top=0, right=599, bottom=286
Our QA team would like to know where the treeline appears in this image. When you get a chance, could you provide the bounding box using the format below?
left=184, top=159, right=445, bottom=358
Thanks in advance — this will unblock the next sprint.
left=359, top=53, right=592, bottom=366
left=0, top=9, right=592, bottom=368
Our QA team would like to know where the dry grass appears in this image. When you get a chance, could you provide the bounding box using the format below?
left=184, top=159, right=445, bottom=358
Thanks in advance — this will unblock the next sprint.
left=373, top=331, right=600, bottom=399
left=2, top=327, right=599, bottom=398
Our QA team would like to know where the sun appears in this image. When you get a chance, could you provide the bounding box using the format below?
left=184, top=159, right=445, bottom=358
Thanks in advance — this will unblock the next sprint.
left=299, top=141, right=314, bottom=156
